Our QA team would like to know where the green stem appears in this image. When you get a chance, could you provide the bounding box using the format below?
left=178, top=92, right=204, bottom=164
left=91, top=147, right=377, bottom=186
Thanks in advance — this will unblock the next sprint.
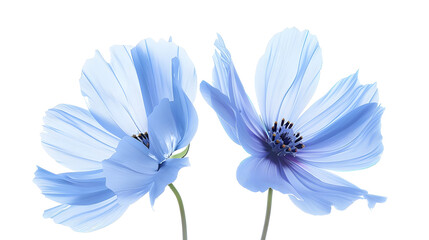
left=261, top=188, right=273, bottom=240
left=169, top=183, right=187, bottom=240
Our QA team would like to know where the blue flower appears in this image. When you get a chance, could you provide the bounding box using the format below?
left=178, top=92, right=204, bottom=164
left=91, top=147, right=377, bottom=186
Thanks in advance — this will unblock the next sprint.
left=200, top=28, right=386, bottom=215
left=34, top=39, right=198, bottom=232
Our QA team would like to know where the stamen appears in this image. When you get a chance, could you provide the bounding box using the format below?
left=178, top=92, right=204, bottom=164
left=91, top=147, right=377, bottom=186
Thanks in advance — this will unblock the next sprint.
left=267, top=119, right=305, bottom=156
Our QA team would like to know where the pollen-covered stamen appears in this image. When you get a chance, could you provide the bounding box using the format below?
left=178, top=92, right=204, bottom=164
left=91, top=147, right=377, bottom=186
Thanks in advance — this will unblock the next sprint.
left=132, top=131, right=150, bottom=148
left=267, top=120, right=304, bottom=156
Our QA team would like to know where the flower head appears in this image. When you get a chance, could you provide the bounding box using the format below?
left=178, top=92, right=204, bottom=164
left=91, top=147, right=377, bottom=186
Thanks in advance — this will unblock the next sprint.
left=200, top=28, right=385, bottom=215
left=34, top=39, right=198, bottom=231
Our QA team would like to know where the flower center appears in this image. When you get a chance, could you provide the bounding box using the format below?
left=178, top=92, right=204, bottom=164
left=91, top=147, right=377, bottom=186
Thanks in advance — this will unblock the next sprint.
left=132, top=132, right=150, bottom=148
left=267, top=118, right=304, bottom=156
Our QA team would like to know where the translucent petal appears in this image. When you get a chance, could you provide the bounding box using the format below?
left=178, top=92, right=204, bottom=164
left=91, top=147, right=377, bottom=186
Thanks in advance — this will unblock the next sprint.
left=200, top=81, right=239, bottom=143
left=236, top=155, right=301, bottom=198
left=298, top=106, right=384, bottom=171
left=255, top=28, right=322, bottom=125
left=235, top=113, right=270, bottom=157
left=41, top=104, right=119, bottom=171
left=80, top=46, right=146, bottom=137
left=295, top=71, right=379, bottom=139
left=213, top=35, right=266, bottom=140
left=149, top=157, right=190, bottom=206
left=147, top=96, right=197, bottom=160
left=284, top=160, right=385, bottom=215
left=102, top=136, right=158, bottom=205
left=131, top=39, right=197, bottom=116
left=34, top=167, right=114, bottom=205
left=43, top=196, right=128, bottom=232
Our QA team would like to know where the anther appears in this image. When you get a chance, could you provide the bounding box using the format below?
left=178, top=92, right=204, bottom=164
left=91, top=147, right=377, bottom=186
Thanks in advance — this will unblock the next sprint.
left=287, top=147, right=291, bottom=152
left=292, top=148, right=298, bottom=153
left=296, top=143, right=305, bottom=149
left=295, top=136, right=303, bottom=143
left=288, top=123, right=294, bottom=129
left=275, top=139, right=280, bottom=144
left=281, top=118, right=285, bottom=126
left=272, top=133, right=276, bottom=141
left=285, top=121, right=290, bottom=128
left=273, top=121, right=278, bottom=131
left=281, top=144, right=286, bottom=148
left=295, top=132, right=300, bottom=138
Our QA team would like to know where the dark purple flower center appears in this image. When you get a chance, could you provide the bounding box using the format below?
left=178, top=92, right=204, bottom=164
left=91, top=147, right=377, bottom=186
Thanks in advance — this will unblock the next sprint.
left=132, top=132, right=150, bottom=148
left=267, top=118, right=304, bottom=157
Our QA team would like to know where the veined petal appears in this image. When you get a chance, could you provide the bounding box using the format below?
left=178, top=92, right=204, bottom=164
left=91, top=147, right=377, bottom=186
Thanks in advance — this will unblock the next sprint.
left=295, top=71, right=379, bottom=139
left=236, top=155, right=301, bottom=198
left=200, top=81, right=239, bottom=144
left=236, top=113, right=270, bottom=157
left=285, top=160, right=386, bottom=215
left=42, top=104, right=120, bottom=171
left=299, top=106, right=384, bottom=171
left=170, top=58, right=198, bottom=150
left=255, top=28, right=322, bottom=125
left=149, top=157, right=190, bottom=206
left=147, top=96, right=197, bottom=160
left=302, top=103, right=380, bottom=152
left=80, top=45, right=146, bottom=137
left=43, top=196, right=128, bottom=232
left=102, top=136, right=159, bottom=205
left=131, top=39, right=197, bottom=116
left=213, top=35, right=266, bottom=139
left=34, top=167, right=114, bottom=205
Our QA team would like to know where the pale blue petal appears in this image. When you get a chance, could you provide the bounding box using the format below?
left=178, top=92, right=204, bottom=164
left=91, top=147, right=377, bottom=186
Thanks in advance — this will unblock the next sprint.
left=302, top=103, right=380, bottom=152
left=284, top=160, right=385, bottom=215
left=102, top=136, right=158, bottom=205
left=213, top=35, right=266, bottom=140
left=131, top=39, right=197, bottom=116
left=149, top=157, right=190, bottom=206
left=236, top=156, right=301, bottom=198
left=295, top=71, right=379, bottom=139
left=299, top=106, right=384, bottom=171
left=34, top=167, right=114, bottom=205
left=255, top=28, right=322, bottom=125
left=147, top=96, right=196, bottom=160
left=235, top=113, right=270, bottom=157
left=200, top=81, right=239, bottom=144
left=43, top=196, right=128, bottom=232
left=170, top=58, right=198, bottom=150
left=42, top=104, right=120, bottom=171
left=80, top=46, right=146, bottom=137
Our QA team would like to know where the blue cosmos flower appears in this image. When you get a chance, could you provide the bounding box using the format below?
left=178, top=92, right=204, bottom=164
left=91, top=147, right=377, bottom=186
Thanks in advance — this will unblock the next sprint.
left=34, top=38, right=198, bottom=233
left=200, top=28, right=386, bottom=217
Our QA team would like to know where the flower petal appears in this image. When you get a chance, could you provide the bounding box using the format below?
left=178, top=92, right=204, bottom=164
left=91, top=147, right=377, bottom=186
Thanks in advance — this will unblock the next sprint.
left=299, top=106, right=384, bottom=171
left=236, top=155, right=301, bottom=197
left=170, top=58, right=198, bottom=150
left=80, top=45, right=146, bottom=137
left=255, top=28, right=322, bottom=125
left=235, top=113, right=270, bottom=157
left=295, top=71, right=379, bottom=139
left=302, top=103, right=380, bottom=152
left=149, top=157, right=190, bottom=206
left=42, top=104, right=120, bottom=171
left=131, top=39, right=197, bottom=116
left=43, top=196, right=128, bottom=232
left=284, top=160, right=386, bottom=215
left=200, top=80, right=239, bottom=144
left=213, top=35, right=266, bottom=140
left=34, top=167, right=114, bottom=205
left=102, top=136, right=158, bottom=205
left=147, top=95, right=197, bottom=160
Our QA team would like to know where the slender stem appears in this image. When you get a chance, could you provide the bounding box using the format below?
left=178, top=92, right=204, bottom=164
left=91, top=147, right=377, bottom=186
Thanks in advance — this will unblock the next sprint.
left=169, top=183, right=187, bottom=240
left=261, top=188, right=273, bottom=240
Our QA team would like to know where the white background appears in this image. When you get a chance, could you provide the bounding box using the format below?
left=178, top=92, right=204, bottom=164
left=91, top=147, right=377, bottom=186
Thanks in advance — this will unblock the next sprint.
left=1, top=0, right=428, bottom=239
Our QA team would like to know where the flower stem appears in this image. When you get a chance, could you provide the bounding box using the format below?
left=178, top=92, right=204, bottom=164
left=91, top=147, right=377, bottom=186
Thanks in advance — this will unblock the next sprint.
left=169, top=183, right=187, bottom=240
left=261, top=188, right=273, bottom=240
